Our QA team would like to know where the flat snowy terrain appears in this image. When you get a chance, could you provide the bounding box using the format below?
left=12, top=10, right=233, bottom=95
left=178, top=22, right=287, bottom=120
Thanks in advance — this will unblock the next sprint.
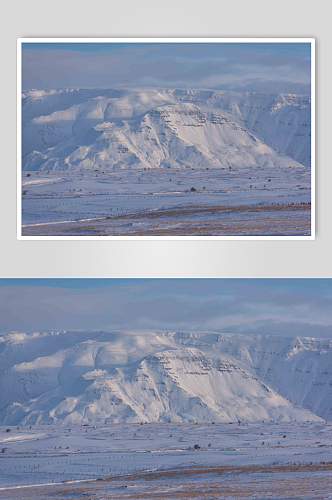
left=1, top=422, right=331, bottom=498
left=21, top=88, right=311, bottom=236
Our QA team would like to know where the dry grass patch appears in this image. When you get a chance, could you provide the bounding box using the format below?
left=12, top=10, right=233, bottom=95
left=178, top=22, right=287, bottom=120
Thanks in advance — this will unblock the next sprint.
left=2, top=462, right=331, bottom=500
left=22, top=203, right=311, bottom=236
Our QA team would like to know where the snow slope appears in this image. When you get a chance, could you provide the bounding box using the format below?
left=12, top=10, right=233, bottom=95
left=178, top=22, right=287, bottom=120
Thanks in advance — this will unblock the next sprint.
left=22, top=88, right=311, bottom=171
left=0, top=331, right=328, bottom=425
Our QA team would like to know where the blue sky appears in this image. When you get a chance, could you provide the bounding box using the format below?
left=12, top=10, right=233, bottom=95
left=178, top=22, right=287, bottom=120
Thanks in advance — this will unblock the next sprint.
left=0, top=279, right=330, bottom=338
left=22, top=42, right=311, bottom=94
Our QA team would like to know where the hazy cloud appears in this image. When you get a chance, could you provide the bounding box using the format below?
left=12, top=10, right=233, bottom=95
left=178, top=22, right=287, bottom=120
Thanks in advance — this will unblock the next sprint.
left=22, top=42, right=311, bottom=95
left=0, top=279, right=330, bottom=339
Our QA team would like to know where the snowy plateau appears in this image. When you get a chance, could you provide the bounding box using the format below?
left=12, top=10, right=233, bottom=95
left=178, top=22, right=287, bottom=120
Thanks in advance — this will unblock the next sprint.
left=1, top=331, right=332, bottom=499
left=21, top=88, right=312, bottom=236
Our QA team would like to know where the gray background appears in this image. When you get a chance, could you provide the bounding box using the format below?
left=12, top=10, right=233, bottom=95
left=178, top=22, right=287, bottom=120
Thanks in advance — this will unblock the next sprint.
left=1, top=0, right=331, bottom=278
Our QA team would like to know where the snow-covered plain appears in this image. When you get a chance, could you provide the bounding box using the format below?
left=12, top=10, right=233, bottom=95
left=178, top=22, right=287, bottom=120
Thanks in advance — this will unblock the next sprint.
left=21, top=88, right=311, bottom=236
left=0, top=422, right=331, bottom=499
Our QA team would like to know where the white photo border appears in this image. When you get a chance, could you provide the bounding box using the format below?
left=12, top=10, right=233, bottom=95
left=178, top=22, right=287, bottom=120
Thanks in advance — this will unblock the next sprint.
left=17, top=37, right=315, bottom=241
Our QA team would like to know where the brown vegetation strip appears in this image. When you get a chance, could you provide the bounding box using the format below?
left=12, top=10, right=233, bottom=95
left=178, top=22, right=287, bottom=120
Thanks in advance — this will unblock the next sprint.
left=1, top=462, right=331, bottom=500
left=104, top=461, right=332, bottom=481
left=22, top=203, right=311, bottom=236
left=112, top=202, right=311, bottom=220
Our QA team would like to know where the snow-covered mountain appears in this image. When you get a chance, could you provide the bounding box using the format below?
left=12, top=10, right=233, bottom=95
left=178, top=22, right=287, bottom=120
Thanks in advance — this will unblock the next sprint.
left=22, top=88, right=311, bottom=171
left=0, top=330, right=328, bottom=425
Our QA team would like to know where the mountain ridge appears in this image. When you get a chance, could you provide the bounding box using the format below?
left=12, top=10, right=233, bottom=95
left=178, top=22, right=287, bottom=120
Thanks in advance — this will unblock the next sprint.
left=22, top=88, right=311, bottom=171
left=0, top=330, right=328, bottom=425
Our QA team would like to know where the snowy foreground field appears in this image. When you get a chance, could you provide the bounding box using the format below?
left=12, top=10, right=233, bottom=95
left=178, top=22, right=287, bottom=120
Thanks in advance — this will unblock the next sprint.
left=21, top=88, right=311, bottom=236
left=21, top=167, right=311, bottom=236
left=1, top=422, right=332, bottom=499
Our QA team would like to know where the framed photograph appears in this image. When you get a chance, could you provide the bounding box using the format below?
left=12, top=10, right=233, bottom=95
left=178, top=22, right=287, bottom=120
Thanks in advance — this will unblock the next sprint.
left=18, top=38, right=315, bottom=239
